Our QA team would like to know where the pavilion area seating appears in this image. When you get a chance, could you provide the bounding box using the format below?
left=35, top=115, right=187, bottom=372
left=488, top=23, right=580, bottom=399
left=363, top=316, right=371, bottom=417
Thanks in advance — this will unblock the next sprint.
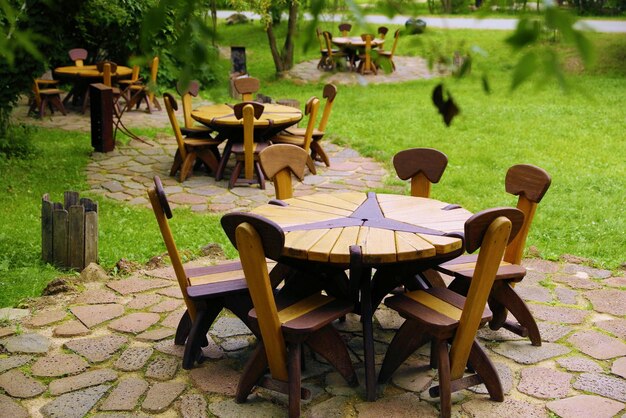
left=233, top=76, right=260, bottom=101
left=68, top=48, right=88, bottom=66
left=378, top=207, right=526, bottom=417
left=126, top=56, right=161, bottom=112
left=29, top=72, right=67, bottom=118
left=356, top=34, right=377, bottom=75
left=229, top=101, right=269, bottom=189
left=436, top=164, right=552, bottom=346
left=393, top=147, right=449, bottom=198
left=375, top=29, right=400, bottom=72
left=338, top=23, right=352, bottom=36
left=271, top=96, right=320, bottom=167
left=321, top=31, right=349, bottom=71
left=176, top=80, right=214, bottom=138
left=259, top=144, right=316, bottom=200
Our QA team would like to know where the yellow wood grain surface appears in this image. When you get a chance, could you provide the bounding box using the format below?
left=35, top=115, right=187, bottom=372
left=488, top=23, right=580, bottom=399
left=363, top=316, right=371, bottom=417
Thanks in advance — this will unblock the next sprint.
left=191, top=103, right=302, bottom=127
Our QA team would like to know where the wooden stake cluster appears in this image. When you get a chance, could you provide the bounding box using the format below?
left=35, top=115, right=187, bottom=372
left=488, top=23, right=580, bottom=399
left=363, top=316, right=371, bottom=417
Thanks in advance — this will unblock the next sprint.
left=42, top=192, right=98, bottom=270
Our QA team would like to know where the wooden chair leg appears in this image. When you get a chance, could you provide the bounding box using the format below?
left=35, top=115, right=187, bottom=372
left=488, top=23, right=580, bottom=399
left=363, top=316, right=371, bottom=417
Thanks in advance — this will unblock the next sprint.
left=255, top=161, right=266, bottom=189
left=175, top=310, right=193, bottom=345
left=468, top=340, right=503, bottom=401
left=50, top=94, right=67, bottom=115
left=378, top=320, right=430, bottom=383
left=288, top=342, right=302, bottom=418
left=491, top=282, right=542, bottom=346
left=195, top=148, right=219, bottom=174
left=170, top=150, right=183, bottom=177
left=229, top=161, right=243, bottom=189
left=419, top=269, right=447, bottom=288
left=180, top=152, right=196, bottom=182
left=431, top=339, right=452, bottom=418
left=236, top=342, right=269, bottom=403
left=306, top=325, right=358, bottom=386
left=310, top=141, right=330, bottom=167
left=182, top=302, right=223, bottom=369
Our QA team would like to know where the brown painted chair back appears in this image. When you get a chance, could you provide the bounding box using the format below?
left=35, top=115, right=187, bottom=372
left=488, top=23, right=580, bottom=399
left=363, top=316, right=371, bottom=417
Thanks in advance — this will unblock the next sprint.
left=233, top=101, right=265, bottom=180
left=68, top=48, right=88, bottom=66
left=176, top=80, right=202, bottom=129
left=377, top=26, right=389, bottom=39
left=318, top=84, right=337, bottom=133
left=301, top=96, right=320, bottom=153
left=503, top=164, right=551, bottom=264
left=233, top=76, right=260, bottom=101
left=221, top=212, right=289, bottom=381
left=259, top=144, right=316, bottom=200
left=392, top=148, right=448, bottom=198
left=338, top=23, right=352, bottom=36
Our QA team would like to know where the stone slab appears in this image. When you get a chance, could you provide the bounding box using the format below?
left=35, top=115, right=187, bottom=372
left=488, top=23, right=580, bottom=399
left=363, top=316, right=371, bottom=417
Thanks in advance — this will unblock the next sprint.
left=517, top=366, right=572, bottom=399
left=305, top=395, right=354, bottom=418
left=145, top=356, right=178, bottom=380
left=0, top=308, right=29, bottom=321
left=568, top=330, right=626, bottom=359
left=552, top=273, right=602, bottom=290
left=522, top=259, right=560, bottom=274
left=612, top=357, right=626, bottom=379
left=189, top=361, right=240, bottom=396
left=0, top=354, right=33, bottom=373
left=209, top=316, right=251, bottom=338
left=530, top=305, right=589, bottom=324
left=221, top=336, right=250, bottom=351
left=154, top=339, right=185, bottom=358
left=0, top=326, right=16, bottom=338
left=40, top=384, right=110, bottom=418
left=389, top=358, right=434, bottom=393
left=108, top=312, right=160, bottom=334
left=0, top=393, right=29, bottom=418
left=70, top=304, right=125, bottom=328
left=126, top=293, right=162, bottom=309
left=374, top=308, right=404, bottom=330
left=157, top=286, right=184, bottom=299
left=27, top=309, right=67, bottom=327
left=547, top=394, right=624, bottom=418
left=53, top=319, right=91, bottom=337
left=31, top=353, right=89, bottom=377
left=574, top=372, right=626, bottom=402
left=562, top=264, right=612, bottom=279
left=50, top=368, right=117, bottom=395
left=114, top=346, right=153, bottom=371
left=515, top=285, right=552, bottom=303
left=107, top=277, right=171, bottom=295
left=180, top=393, right=208, bottom=418
left=0, top=369, right=46, bottom=398
left=72, top=288, right=119, bottom=304
left=557, top=356, right=603, bottom=373
left=149, top=298, right=183, bottom=313
left=100, top=377, right=149, bottom=411
left=584, top=289, right=626, bottom=316
left=461, top=397, right=548, bottom=418
left=537, top=322, right=573, bottom=343
left=355, top=392, right=437, bottom=417
left=161, top=309, right=185, bottom=328
left=208, top=395, right=287, bottom=418
left=136, top=327, right=175, bottom=341
left=470, top=362, right=514, bottom=395
left=491, top=341, right=570, bottom=364
left=141, top=381, right=186, bottom=413
left=65, top=335, right=128, bottom=363
left=1, top=333, right=50, bottom=353
left=595, top=318, right=626, bottom=339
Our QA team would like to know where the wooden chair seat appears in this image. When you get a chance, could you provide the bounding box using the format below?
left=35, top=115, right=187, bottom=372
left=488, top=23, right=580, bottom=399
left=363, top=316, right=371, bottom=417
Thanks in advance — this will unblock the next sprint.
left=272, top=133, right=307, bottom=147
left=283, top=127, right=323, bottom=139
left=30, top=74, right=67, bottom=118
left=438, top=254, right=527, bottom=282
left=180, top=125, right=214, bottom=138
left=229, top=101, right=270, bottom=189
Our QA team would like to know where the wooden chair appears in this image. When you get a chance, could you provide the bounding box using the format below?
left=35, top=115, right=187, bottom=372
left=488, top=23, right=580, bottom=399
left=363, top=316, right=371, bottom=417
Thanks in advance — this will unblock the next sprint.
left=259, top=144, right=316, bottom=200
left=149, top=176, right=258, bottom=369
left=315, top=28, right=335, bottom=70
left=321, top=31, right=349, bottom=71
left=229, top=101, right=269, bottom=189
left=436, top=164, right=552, bottom=346
left=338, top=23, right=352, bottom=36
left=29, top=72, right=66, bottom=118
left=284, top=84, right=336, bottom=167
left=271, top=97, right=320, bottom=168
left=357, top=34, right=377, bottom=75
left=118, top=65, right=140, bottom=106
left=233, top=76, right=260, bottom=101
left=163, top=93, right=221, bottom=182
left=100, top=62, right=123, bottom=115
left=378, top=207, right=526, bottom=418
left=393, top=148, right=449, bottom=198
left=377, top=26, right=389, bottom=41
left=375, top=29, right=400, bottom=72
left=68, top=48, right=88, bottom=66
left=221, top=212, right=358, bottom=418
left=126, top=56, right=161, bottom=112
left=175, top=80, right=214, bottom=138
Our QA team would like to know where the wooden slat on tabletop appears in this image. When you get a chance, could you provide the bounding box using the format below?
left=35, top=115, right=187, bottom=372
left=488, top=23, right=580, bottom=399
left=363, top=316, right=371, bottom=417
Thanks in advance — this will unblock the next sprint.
left=283, top=229, right=329, bottom=259
left=382, top=205, right=449, bottom=222
left=295, top=193, right=364, bottom=211
left=379, top=197, right=447, bottom=215
left=328, top=226, right=361, bottom=264
left=395, top=231, right=437, bottom=261
left=331, top=192, right=369, bottom=206
left=308, top=228, right=343, bottom=262
left=418, top=233, right=463, bottom=253
left=251, top=205, right=336, bottom=226
left=357, top=227, right=397, bottom=263
left=418, top=220, right=466, bottom=233
left=283, top=198, right=353, bottom=217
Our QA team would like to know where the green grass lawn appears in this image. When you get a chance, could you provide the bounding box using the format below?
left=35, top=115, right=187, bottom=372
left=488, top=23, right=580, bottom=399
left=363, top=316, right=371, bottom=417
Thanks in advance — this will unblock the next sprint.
left=0, top=22, right=624, bottom=307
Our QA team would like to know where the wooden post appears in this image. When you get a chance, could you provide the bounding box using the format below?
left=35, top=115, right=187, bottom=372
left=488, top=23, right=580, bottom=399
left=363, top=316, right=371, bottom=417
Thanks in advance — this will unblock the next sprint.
left=90, top=83, right=114, bottom=152
left=41, top=192, right=98, bottom=270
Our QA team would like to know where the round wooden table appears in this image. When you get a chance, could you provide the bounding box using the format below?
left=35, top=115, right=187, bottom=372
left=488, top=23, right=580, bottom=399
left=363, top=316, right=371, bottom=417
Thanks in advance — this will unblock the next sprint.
left=248, top=191, right=472, bottom=400
left=331, top=36, right=384, bottom=49
left=192, top=103, right=302, bottom=181
left=54, top=65, right=133, bottom=107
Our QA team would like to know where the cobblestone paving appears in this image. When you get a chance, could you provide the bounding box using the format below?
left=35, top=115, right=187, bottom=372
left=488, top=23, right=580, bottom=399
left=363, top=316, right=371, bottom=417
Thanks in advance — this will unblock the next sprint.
left=0, top=259, right=624, bottom=417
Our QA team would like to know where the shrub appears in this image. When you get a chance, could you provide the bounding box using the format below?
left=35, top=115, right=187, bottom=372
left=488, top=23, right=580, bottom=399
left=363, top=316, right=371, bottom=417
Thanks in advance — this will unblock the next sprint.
left=0, top=124, right=36, bottom=160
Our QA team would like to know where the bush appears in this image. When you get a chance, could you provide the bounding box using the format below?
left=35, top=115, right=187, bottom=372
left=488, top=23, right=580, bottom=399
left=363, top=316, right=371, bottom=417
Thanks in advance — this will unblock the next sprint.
left=0, top=124, right=36, bottom=160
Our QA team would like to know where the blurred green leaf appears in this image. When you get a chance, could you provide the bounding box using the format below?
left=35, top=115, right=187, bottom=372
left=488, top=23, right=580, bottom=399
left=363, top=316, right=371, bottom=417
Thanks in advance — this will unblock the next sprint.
left=512, top=51, right=538, bottom=90
left=506, top=18, right=541, bottom=50
left=481, top=73, right=491, bottom=94
left=573, top=31, right=595, bottom=67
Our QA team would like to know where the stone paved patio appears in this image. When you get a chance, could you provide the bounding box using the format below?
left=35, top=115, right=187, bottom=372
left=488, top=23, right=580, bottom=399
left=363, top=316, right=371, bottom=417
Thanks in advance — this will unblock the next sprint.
left=5, top=62, right=625, bottom=417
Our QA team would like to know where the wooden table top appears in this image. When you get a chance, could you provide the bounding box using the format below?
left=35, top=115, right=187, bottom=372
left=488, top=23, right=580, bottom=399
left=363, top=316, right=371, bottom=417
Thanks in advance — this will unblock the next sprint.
left=250, top=192, right=471, bottom=265
left=332, top=36, right=384, bottom=48
left=191, top=103, right=302, bottom=128
left=54, top=65, right=133, bottom=79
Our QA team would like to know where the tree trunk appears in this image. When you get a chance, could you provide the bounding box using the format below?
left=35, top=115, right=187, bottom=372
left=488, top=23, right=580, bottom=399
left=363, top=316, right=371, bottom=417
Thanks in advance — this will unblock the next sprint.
left=265, top=0, right=299, bottom=74
left=210, top=0, right=217, bottom=46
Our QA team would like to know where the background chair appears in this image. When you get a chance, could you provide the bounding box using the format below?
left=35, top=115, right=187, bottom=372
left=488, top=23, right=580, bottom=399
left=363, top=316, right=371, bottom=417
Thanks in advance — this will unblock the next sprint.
left=271, top=97, right=320, bottom=164
left=221, top=212, right=358, bottom=418
left=29, top=71, right=66, bottom=117
left=259, top=144, right=316, bottom=200
left=126, top=56, right=161, bottom=112
left=377, top=26, right=389, bottom=42
left=68, top=48, right=88, bottom=66
left=148, top=176, right=255, bottom=369
left=229, top=101, right=269, bottom=189
left=163, top=93, right=221, bottom=182
left=233, top=76, right=260, bottom=101
left=321, top=31, right=349, bottom=71
left=378, top=207, right=525, bottom=418
left=176, top=79, right=214, bottom=138
left=393, top=147, right=448, bottom=197
left=375, top=29, right=400, bottom=72
left=338, top=23, right=352, bottom=36
left=356, top=34, right=377, bottom=75
left=436, top=164, right=552, bottom=346
left=316, top=28, right=335, bottom=70
left=118, top=65, right=140, bottom=105
left=284, top=84, right=337, bottom=167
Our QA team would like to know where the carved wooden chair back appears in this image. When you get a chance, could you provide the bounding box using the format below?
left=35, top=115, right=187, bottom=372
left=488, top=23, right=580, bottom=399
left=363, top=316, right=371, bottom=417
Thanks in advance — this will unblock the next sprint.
left=233, top=76, right=260, bottom=101
left=233, top=101, right=265, bottom=180
left=301, top=96, right=320, bottom=153
left=68, top=48, right=88, bottom=66
left=377, top=26, right=389, bottom=39
left=389, top=29, right=400, bottom=57
left=259, top=144, right=316, bottom=200
left=503, top=164, right=551, bottom=264
left=176, top=80, right=201, bottom=129
left=392, top=148, right=448, bottom=197
left=318, top=84, right=337, bottom=133
left=322, top=31, right=338, bottom=62
left=147, top=56, right=159, bottom=104
left=163, top=93, right=188, bottom=162
left=338, top=23, right=352, bottom=36
left=360, top=34, right=373, bottom=73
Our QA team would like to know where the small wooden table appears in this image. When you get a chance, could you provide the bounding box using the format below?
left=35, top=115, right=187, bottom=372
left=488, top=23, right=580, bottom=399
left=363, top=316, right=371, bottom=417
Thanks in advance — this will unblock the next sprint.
left=54, top=65, right=133, bottom=107
left=332, top=36, right=384, bottom=73
left=249, top=191, right=472, bottom=400
left=191, top=103, right=302, bottom=181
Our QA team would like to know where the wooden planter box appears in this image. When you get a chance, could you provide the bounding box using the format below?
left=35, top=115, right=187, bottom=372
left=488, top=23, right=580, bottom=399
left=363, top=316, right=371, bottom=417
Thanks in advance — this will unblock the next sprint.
left=42, top=192, right=98, bottom=270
